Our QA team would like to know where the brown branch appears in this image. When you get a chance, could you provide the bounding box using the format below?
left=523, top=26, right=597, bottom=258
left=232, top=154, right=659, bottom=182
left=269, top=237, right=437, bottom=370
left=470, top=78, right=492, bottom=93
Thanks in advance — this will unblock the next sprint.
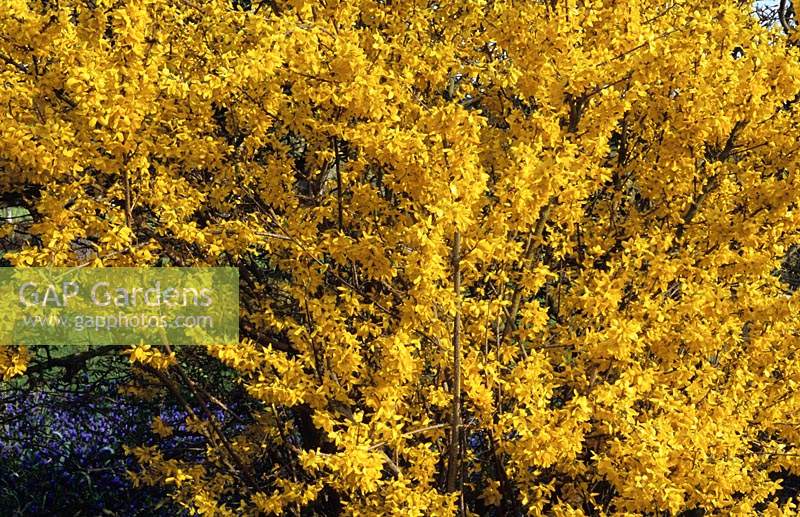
left=254, top=0, right=282, bottom=15
left=673, top=120, right=746, bottom=246
left=163, top=345, right=256, bottom=487
left=333, top=136, right=344, bottom=232
left=122, top=159, right=134, bottom=232
left=136, top=363, right=253, bottom=487
left=779, top=0, right=793, bottom=35
left=0, top=52, right=28, bottom=74
left=53, top=89, right=77, bottom=110
left=446, top=228, right=462, bottom=493
left=367, top=423, right=449, bottom=451
left=674, top=175, right=719, bottom=243
left=22, top=346, right=120, bottom=378
left=500, top=200, right=553, bottom=353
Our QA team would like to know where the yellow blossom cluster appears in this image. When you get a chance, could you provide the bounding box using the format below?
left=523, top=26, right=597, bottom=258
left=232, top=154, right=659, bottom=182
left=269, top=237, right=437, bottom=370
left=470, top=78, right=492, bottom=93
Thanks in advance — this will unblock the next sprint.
left=4, top=0, right=800, bottom=514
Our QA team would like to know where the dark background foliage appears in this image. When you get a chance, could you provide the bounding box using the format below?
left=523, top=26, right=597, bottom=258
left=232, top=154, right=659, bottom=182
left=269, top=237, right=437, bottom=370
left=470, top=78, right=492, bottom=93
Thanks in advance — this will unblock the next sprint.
left=0, top=346, right=247, bottom=516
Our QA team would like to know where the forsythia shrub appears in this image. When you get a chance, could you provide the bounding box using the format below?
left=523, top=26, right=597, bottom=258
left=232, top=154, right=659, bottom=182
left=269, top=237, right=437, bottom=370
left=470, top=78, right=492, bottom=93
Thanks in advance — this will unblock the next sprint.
left=3, top=0, right=800, bottom=514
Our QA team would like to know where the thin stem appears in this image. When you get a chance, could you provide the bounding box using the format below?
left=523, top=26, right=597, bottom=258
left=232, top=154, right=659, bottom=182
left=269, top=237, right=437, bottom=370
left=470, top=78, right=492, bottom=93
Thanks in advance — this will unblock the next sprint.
left=446, top=228, right=462, bottom=493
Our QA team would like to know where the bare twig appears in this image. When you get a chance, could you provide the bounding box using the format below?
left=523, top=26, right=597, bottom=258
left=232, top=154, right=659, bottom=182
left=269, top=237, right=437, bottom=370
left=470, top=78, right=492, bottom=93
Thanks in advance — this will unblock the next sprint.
left=779, top=0, right=793, bottom=34
left=333, top=137, right=344, bottom=232
left=446, top=228, right=462, bottom=493
left=500, top=200, right=553, bottom=353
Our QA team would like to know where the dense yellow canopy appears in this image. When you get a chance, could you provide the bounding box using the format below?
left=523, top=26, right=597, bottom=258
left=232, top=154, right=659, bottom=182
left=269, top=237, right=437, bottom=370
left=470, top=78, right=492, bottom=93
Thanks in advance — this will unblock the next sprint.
left=3, top=0, right=800, bottom=514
